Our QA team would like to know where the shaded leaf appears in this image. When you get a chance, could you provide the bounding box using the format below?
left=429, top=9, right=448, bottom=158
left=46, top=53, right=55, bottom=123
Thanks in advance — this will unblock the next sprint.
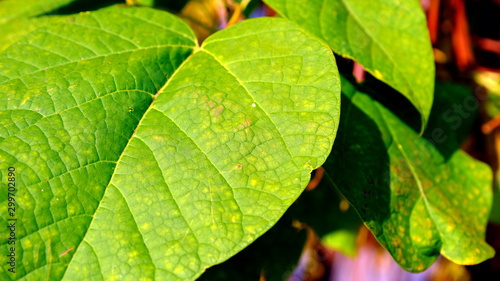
left=0, top=6, right=340, bottom=281
left=324, top=76, right=494, bottom=272
left=264, top=0, right=435, bottom=128
left=491, top=188, right=500, bottom=224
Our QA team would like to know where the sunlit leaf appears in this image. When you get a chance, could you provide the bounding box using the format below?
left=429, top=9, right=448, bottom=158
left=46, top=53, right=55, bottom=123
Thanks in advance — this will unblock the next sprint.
left=264, top=0, right=435, bottom=128
left=0, top=7, right=340, bottom=280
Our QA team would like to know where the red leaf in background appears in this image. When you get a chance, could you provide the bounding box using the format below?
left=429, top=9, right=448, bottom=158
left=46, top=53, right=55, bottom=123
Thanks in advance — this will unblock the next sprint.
left=450, top=0, right=475, bottom=70
left=427, top=0, right=441, bottom=44
left=478, top=38, right=500, bottom=55
left=352, top=62, right=365, bottom=83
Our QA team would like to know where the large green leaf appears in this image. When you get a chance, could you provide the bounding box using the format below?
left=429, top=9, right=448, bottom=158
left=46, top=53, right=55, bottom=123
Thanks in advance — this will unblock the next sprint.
left=264, top=0, right=435, bottom=128
left=324, top=76, right=494, bottom=272
left=0, top=6, right=340, bottom=280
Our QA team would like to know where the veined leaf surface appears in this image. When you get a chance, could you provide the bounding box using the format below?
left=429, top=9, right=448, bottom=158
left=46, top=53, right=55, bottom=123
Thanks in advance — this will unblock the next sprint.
left=0, top=0, right=75, bottom=23
left=324, top=77, right=494, bottom=272
left=264, top=0, right=435, bottom=128
left=0, top=7, right=340, bottom=280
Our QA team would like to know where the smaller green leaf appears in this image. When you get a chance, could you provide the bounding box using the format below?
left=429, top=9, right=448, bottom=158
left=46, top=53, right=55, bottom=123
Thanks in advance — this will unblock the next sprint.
left=325, top=76, right=494, bottom=272
left=264, top=0, right=435, bottom=129
left=0, top=0, right=76, bottom=53
left=0, top=0, right=74, bottom=23
left=0, top=8, right=340, bottom=280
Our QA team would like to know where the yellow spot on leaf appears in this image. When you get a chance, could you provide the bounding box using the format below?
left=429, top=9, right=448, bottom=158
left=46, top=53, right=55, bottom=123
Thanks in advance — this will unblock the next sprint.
left=446, top=224, right=455, bottom=232
left=412, top=235, right=422, bottom=243
left=129, top=251, right=139, bottom=258
left=373, top=69, right=383, bottom=79
left=245, top=226, right=256, bottom=233
left=174, top=267, right=184, bottom=274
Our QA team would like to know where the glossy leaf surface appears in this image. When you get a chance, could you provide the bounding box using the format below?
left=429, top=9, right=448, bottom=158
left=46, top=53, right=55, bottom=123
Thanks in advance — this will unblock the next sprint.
left=0, top=7, right=340, bottom=280
left=264, top=0, right=435, bottom=127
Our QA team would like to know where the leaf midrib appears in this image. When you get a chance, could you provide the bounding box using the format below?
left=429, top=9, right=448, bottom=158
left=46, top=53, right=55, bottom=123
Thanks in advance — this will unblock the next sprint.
left=199, top=49, right=293, bottom=158
left=59, top=44, right=198, bottom=281
left=61, top=40, right=306, bottom=279
left=338, top=0, right=418, bottom=107
left=369, top=98, right=461, bottom=264
left=297, top=0, right=427, bottom=121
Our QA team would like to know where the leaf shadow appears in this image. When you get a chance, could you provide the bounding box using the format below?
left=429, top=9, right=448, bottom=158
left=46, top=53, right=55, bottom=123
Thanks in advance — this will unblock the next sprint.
left=323, top=94, right=392, bottom=230
left=39, top=0, right=189, bottom=16
left=359, top=75, right=477, bottom=161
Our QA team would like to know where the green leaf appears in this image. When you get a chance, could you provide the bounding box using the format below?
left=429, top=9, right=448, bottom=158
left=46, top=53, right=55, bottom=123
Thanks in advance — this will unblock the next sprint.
left=264, top=0, right=435, bottom=129
left=0, top=6, right=340, bottom=281
left=324, top=76, right=494, bottom=272
left=0, top=0, right=77, bottom=53
left=0, top=0, right=75, bottom=22
left=132, top=0, right=189, bottom=12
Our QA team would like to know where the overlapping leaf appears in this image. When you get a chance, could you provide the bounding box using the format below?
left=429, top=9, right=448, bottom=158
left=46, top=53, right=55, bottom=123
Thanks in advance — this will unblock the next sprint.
left=264, top=0, right=435, bottom=128
left=0, top=0, right=77, bottom=52
left=0, top=6, right=340, bottom=281
left=0, top=0, right=75, bottom=22
left=324, top=76, right=494, bottom=272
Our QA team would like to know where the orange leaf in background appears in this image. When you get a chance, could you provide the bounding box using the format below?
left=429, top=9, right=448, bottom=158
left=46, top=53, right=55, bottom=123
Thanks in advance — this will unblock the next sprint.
left=478, top=38, right=500, bottom=55
left=450, top=0, right=475, bottom=70
left=482, top=115, right=500, bottom=134
left=306, top=167, right=325, bottom=191
left=264, top=3, right=276, bottom=17
left=179, top=0, right=225, bottom=42
left=427, top=0, right=441, bottom=44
